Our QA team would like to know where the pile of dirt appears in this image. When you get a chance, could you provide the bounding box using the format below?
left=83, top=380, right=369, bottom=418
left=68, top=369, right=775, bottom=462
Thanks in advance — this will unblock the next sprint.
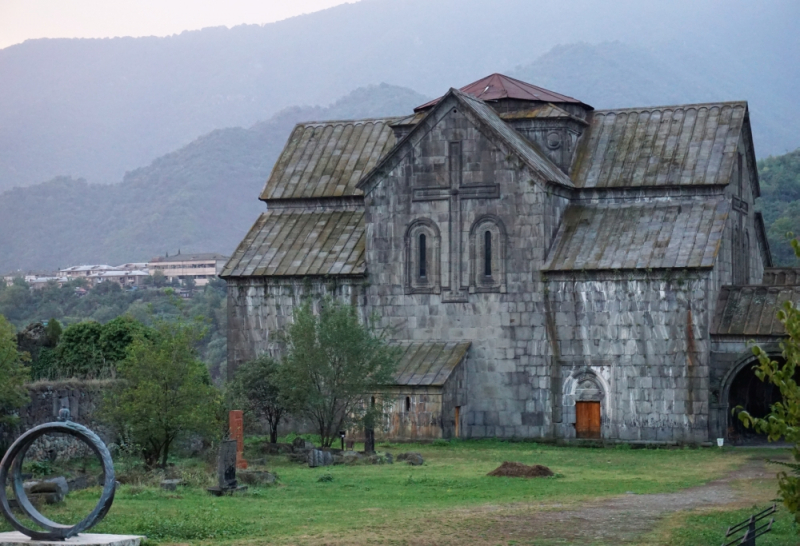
left=487, top=461, right=554, bottom=478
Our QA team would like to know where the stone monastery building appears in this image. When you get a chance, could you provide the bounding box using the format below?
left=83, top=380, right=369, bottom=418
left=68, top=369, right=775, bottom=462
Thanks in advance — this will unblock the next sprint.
left=222, top=74, right=800, bottom=444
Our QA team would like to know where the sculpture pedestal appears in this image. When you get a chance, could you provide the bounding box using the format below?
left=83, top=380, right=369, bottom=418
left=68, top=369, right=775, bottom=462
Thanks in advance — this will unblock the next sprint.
left=0, top=533, right=143, bottom=546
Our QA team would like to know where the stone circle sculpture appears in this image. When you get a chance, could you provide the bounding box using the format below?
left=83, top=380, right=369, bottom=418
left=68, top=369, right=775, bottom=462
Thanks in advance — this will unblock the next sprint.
left=0, top=409, right=116, bottom=540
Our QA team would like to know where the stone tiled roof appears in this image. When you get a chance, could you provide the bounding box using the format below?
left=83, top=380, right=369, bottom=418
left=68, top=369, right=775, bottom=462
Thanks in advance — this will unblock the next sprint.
left=572, top=102, right=747, bottom=188
left=259, top=119, right=398, bottom=200
left=220, top=209, right=365, bottom=277
left=390, top=341, right=471, bottom=387
left=711, top=285, right=800, bottom=336
left=543, top=198, right=730, bottom=271
left=762, top=268, right=800, bottom=286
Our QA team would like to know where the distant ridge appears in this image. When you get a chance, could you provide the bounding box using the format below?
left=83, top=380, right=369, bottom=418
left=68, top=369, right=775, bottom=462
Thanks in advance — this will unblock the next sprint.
left=0, top=0, right=797, bottom=191
left=0, top=84, right=429, bottom=271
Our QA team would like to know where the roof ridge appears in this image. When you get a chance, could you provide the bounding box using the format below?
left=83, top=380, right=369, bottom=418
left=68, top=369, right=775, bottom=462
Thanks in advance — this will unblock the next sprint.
left=295, top=116, right=405, bottom=126
left=593, top=100, right=748, bottom=114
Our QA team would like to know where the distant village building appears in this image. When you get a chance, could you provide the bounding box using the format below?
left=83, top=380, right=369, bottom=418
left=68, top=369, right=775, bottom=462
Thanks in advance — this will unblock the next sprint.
left=2, top=271, right=66, bottom=288
left=27, top=276, right=69, bottom=290
left=59, top=265, right=117, bottom=279
left=85, top=269, right=149, bottom=287
left=147, top=252, right=228, bottom=287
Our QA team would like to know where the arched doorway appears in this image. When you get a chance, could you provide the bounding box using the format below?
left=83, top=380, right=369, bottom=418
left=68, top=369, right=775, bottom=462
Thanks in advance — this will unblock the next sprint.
left=727, top=356, right=791, bottom=443
left=571, top=372, right=605, bottom=439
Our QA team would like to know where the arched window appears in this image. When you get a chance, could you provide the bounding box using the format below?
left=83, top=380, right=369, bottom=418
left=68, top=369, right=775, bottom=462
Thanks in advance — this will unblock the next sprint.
left=732, top=227, right=740, bottom=284
left=743, top=230, right=750, bottom=284
left=405, top=219, right=440, bottom=294
left=419, top=234, right=427, bottom=278
left=370, top=396, right=376, bottom=407
left=470, top=216, right=506, bottom=293
left=484, top=230, right=492, bottom=277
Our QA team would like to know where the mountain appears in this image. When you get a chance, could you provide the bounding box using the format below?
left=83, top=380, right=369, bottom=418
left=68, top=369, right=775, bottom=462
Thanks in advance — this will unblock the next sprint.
left=757, top=149, right=800, bottom=267
left=0, top=83, right=429, bottom=271
left=1, top=0, right=797, bottom=191
left=509, top=42, right=797, bottom=159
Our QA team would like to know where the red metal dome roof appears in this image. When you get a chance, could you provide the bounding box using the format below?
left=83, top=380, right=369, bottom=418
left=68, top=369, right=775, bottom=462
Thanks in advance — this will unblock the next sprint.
left=414, top=73, right=591, bottom=112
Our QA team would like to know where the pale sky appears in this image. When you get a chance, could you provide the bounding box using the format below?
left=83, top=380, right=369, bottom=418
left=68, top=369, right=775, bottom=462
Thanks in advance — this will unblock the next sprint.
left=0, top=0, right=361, bottom=49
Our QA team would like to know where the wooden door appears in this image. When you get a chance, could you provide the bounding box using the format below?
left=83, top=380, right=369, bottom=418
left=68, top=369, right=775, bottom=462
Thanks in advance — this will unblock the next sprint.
left=575, top=401, right=601, bottom=438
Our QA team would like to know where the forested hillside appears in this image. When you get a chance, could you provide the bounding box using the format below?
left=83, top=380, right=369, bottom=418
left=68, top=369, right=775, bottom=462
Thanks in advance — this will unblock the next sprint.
left=0, top=279, right=228, bottom=380
left=0, top=84, right=428, bottom=271
left=757, top=149, right=800, bottom=266
left=0, top=0, right=797, bottom=191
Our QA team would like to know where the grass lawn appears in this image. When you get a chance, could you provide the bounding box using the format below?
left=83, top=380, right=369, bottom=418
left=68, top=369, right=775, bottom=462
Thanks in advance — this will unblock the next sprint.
left=1, top=440, right=790, bottom=545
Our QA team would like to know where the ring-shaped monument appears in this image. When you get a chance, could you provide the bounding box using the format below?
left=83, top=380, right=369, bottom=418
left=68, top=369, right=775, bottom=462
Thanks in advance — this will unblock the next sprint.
left=0, top=409, right=116, bottom=540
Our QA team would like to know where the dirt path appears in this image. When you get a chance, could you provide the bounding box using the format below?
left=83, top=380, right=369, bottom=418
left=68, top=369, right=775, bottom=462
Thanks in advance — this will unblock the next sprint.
left=479, top=457, right=777, bottom=545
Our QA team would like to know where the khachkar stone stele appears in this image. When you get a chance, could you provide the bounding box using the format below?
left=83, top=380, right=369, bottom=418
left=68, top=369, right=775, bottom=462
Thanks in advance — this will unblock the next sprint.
left=0, top=409, right=143, bottom=546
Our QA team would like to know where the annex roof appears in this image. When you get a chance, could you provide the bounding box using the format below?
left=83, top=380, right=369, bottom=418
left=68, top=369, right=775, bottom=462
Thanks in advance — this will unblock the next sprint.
left=711, top=285, right=800, bottom=336
left=543, top=198, right=730, bottom=271
left=390, top=341, right=471, bottom=387
left=415, top=73, right=591, bottom=112
left=220, top=209, right=365, bottom=277
left=259, top=118, right=398, bottom=201
left=572, top=102, right=748, bottom=188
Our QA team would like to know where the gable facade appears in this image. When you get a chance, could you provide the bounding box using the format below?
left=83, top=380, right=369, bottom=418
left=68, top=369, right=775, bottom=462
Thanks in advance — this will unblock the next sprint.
left=223, top=74, right=788, bottom=444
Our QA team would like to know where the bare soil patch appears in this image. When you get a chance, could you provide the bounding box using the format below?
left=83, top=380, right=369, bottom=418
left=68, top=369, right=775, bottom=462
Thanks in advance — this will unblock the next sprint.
left=487, top=461, right=554, bottom=478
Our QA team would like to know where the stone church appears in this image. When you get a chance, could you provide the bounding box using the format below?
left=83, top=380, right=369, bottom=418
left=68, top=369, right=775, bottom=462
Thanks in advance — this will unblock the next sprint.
left=222, top=73, right=800, bottom=444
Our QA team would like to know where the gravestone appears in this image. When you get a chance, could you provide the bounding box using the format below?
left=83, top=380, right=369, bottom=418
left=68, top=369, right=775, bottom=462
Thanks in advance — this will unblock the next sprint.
left=207, top=440, right=246, bottom=496
left=307, top=449, right=333, bottom=468
left=364, top=428, right=375, bottom=454
left=229, top=410, right=247, bottom=469
left=219, top=440, right=237, bottom=489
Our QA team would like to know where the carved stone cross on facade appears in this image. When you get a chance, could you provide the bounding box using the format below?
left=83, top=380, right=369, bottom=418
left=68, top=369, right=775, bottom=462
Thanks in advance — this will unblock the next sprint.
left=412, top=141, right=500, bottom=302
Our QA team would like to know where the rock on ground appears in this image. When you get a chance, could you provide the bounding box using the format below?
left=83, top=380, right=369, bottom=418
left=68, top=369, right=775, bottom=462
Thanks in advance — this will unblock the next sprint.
left=397, top=452, right=424, bottom=466
left=237, top=470, right=277, bottom=486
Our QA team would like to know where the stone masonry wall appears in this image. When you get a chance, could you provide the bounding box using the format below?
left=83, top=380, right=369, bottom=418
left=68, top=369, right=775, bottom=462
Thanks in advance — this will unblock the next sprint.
left=546, top=272, right=712, bottom=443
left=226, top=277, right=366, bottom=379
left=1, top=380, right=114, bottom=460
left=363, top=95, right=562, bottom=439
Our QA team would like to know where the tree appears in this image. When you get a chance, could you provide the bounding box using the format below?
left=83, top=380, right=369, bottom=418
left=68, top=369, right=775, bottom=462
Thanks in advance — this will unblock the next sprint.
left=152, top=270, right=167, bottom=288
left=229, top=355, right=285, bottom=443
left=279, top=298, right=400, bottom=447
left=102, top=319, right=221, bottom=467
left=738, top=236, right=800, bottom=521
left=44, top=318, right=62, bottom=347
left=182, top=276, right=196, bottom=290
left=0, top=315, right=29, bottom=428
left=55, top=321, right=106, bottom=378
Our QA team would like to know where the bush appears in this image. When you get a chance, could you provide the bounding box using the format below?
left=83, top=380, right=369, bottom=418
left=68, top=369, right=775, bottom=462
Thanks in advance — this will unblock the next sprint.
left=102, top=319, right=222, bottom=468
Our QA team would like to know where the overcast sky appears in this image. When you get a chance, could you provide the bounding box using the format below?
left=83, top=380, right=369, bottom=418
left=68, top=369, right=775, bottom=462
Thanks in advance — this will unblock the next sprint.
left=0, top=0, right=360, bottom=49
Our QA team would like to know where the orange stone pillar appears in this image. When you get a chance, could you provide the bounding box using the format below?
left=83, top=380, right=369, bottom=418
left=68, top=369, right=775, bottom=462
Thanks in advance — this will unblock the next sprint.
left=229, top=410, right=247, bottom=469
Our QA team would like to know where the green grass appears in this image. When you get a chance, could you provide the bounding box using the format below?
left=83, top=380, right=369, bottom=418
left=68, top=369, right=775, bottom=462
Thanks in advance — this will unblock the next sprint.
left=0, top=441, right=783, bottom=545
left=651, top=505, right=799, bottom=546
